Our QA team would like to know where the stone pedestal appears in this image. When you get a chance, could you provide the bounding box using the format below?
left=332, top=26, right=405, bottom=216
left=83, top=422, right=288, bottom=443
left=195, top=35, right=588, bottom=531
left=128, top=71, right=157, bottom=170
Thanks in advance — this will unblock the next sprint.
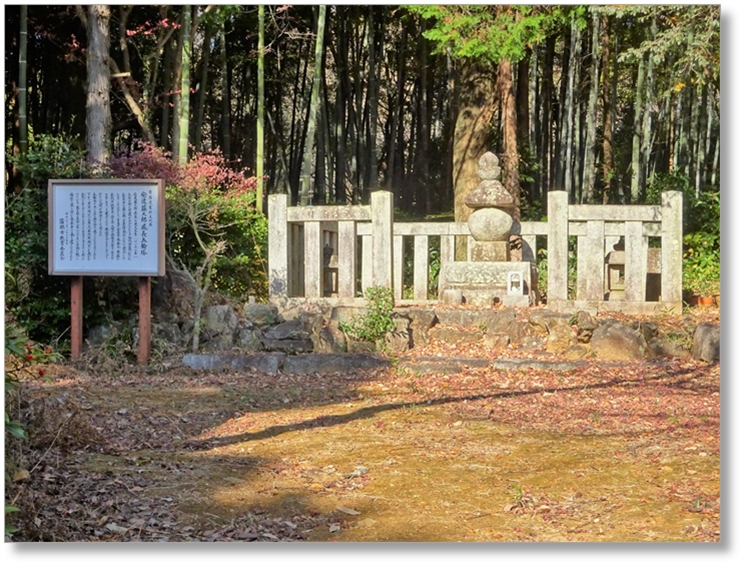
left=438, top=261, right=538, bottom=308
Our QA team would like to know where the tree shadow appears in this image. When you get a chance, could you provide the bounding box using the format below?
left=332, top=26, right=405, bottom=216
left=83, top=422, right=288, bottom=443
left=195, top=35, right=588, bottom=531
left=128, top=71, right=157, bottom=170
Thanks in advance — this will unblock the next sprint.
left=183, top=362, right=719, bottom=449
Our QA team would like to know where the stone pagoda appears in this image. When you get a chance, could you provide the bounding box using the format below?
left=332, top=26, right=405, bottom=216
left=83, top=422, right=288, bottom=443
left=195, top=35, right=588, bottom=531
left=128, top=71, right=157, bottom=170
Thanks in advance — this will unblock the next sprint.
left=438, top=152, right=538, bottom=307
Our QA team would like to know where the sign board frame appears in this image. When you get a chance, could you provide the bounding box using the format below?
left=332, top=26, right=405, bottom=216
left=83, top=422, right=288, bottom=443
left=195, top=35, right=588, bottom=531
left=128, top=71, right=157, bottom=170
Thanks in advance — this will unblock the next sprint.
left=48, top=179, right=166, bottom=277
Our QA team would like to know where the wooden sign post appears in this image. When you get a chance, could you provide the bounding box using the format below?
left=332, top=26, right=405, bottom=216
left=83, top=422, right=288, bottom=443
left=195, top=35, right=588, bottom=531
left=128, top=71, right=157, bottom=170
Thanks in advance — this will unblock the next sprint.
left=138, top=277, right=151, bottom=365
left=71, top=276, right=84, bottom=360
left=48, top=179, right=165, bottom=365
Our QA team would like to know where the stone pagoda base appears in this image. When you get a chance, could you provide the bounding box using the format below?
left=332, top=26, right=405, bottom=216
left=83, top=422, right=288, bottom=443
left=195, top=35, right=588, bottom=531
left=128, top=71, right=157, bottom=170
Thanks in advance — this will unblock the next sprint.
left=438, top=261, right=539, bottom=308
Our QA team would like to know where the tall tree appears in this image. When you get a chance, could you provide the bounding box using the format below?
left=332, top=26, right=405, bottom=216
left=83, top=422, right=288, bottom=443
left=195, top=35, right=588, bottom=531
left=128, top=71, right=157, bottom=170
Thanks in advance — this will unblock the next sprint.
left=299, top=5, right=327, bottom=206
left=18, top=5, right=27, bottom=158
left=219, top=16, right=231, bottom=160
left=193, top=21, right=212, bottom=152
left=256, top=4, right=265, bottom=210
left=176, top=7, right=192, bottom=164
left=498, top=57, right=520, bottom=217
left=451, top=61, right=499, bottom=225
left=600, top=14, right=614, bottom=204
left=630, top=49, right=647, bottom=202
left=410, top=5, right=562, bottom=220
left=582, top=10, right=600, bottom=203
left=83, top=5, right=112, bottom=173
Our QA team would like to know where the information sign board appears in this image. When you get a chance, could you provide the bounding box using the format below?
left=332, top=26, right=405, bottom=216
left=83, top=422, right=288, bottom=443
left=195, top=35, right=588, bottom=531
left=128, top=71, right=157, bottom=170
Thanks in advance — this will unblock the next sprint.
left=48, top=179, right=165, bottom=276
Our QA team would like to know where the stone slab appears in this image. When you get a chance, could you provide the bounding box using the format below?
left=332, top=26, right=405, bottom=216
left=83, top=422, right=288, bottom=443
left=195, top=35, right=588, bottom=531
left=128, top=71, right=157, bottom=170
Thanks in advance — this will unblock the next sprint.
left=260, top=339, right=314, bottom=353
left=429, top=327, right=484, bottom=344
left=492, top=358, right=589, bottom=372
left=182, top=353, right=285, bottom=375
left=499, top=295, right=531, bottom=307
left=283, top=353, right=390, bottom=374
left=399, top=356, right=491, bottom=375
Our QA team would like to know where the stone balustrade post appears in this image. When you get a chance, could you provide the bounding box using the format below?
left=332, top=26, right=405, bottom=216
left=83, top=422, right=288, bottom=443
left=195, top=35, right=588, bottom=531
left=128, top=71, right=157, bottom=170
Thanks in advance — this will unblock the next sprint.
left=547, top=190, right=569, bottom=302
left=268, top=194, right=289, bottom=297
left=371, top=190, right=394, bottom=289
left=661, top=190, right=683, bottom=305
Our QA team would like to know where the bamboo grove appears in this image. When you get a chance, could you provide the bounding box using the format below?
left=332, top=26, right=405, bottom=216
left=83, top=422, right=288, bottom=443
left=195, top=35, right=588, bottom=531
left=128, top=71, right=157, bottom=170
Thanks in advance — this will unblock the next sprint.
left=5, top=5, right=720, bottom=219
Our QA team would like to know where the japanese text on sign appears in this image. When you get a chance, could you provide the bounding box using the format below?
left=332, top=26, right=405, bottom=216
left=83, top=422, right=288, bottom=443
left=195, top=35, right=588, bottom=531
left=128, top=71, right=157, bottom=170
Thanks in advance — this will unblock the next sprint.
left=48, top=181, right=164, bottom=276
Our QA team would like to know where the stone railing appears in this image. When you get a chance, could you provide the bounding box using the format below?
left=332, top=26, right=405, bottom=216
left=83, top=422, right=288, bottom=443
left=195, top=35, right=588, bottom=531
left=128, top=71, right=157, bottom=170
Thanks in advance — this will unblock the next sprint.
left=546, top=190, right=682, bottom=313
left=268, top=191, right=546, bottom=305
left=268, top=189, right=682, bottom=314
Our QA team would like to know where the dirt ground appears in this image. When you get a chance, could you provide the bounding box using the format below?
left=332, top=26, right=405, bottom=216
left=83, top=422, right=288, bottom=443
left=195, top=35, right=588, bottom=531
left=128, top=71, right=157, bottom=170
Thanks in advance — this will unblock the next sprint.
left=6, top=310, right=721, bottom=543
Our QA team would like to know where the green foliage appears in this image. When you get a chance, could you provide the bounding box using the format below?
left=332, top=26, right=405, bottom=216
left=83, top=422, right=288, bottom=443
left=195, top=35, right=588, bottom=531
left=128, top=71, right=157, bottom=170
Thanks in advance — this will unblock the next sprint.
left=10, top=133, right=88, bottom=182
left=166, top=186, right=268, bottom=300
left=646, top=171, right=719, bottom=297
left=605, top=5, right=720, bottom=90
left=683, top=232, right=719, bottom=296
left=339, top=286, right=395, bottom=343
left=407, top=5, right=570, bottom=65
left=5, top=133, right=128, bottom=346
left=5, top=505, right=20, bottom=538
left=110, top=142, right=269, bottom=301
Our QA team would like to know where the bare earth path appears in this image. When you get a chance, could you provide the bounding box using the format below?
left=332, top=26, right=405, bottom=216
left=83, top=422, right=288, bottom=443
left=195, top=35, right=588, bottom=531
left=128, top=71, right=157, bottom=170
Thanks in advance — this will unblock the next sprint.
left=9, top=340, right=720, bottom=543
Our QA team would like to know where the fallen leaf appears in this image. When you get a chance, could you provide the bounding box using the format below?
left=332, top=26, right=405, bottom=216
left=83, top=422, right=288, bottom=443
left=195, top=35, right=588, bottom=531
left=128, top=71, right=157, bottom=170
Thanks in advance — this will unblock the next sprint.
left=336, top=506, right=361, bottom=516
left=13, top=469, right=31, bottom=482
left=329, top=523, right=341, bottom=533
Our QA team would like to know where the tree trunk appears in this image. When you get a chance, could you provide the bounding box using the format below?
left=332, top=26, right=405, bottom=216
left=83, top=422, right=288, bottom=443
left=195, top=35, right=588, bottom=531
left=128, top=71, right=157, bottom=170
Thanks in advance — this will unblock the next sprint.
left=529, top=44, right=539, bottom=202
left=299, top=5, right=327, bottom=206
left=85, top=5, right=112, bottom=174
left=334, top=9, right=348, bottom=203
left=177, top=7, right=192, bottom=165
left=561, top=20, right=579, bottom=195
left=18, top=5, right=27, bottom=158
left=630, top=52, right=646, bottom=203
left=541, top=34, right=555, bottom=197
left=554, top=27, right=571, bottom=189
left=516, top=52, right=531, bottom=152
left=416, top=17, right=431, bottom=213
left=256, top=4, right=265, bottom=211
left=640, top=19, right=657, bottom=200
left=193, top=22, right=212, bottom=152
left=600, top=15, right=614, bottom=203
left=367, top=7, right=381, bottom=194
left=689, top=83, right=701, bottom=197
left=219, top=19, right=231, bottom=161
left=499, top=57, right=520, bottom=219
left=452, top=60, right=499, bottom=226
left=702, top=86, right=715, bottom=188
left=160, top=39, right=173, bottom=149
left=582, top=11, right=600, bottom=203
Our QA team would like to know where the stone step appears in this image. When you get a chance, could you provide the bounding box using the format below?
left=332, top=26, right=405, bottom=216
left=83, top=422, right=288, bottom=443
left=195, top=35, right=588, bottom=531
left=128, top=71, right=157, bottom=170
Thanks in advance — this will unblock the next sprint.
left=398, top=356, right=676, bottom=375
left=398, top=356, right=492, bottom=375
left=182, top=352, right=390, bottom=376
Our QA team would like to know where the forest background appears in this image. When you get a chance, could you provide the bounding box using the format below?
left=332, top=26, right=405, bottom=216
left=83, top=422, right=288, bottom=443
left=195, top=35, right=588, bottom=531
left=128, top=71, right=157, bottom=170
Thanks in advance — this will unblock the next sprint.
left=3, top=3, right=722, bottom=349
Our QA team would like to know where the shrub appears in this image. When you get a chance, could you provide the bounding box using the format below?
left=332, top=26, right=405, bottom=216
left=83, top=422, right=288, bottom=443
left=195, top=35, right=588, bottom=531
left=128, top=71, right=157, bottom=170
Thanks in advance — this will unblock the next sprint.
left=6, top=135, right=268, bottom=348
left=108, top=142, right=268, bottom=300
left=339, top=286, right=395, bottom=343
left=5, top=134, right=128, bottom=346
left=647, top=170, right=720, bottom=297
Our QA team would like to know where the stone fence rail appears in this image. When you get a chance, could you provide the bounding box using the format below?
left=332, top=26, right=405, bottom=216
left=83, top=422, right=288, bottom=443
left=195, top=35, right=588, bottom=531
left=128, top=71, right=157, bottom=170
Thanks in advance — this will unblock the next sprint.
left=268, top=189, right=682, bottom=314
